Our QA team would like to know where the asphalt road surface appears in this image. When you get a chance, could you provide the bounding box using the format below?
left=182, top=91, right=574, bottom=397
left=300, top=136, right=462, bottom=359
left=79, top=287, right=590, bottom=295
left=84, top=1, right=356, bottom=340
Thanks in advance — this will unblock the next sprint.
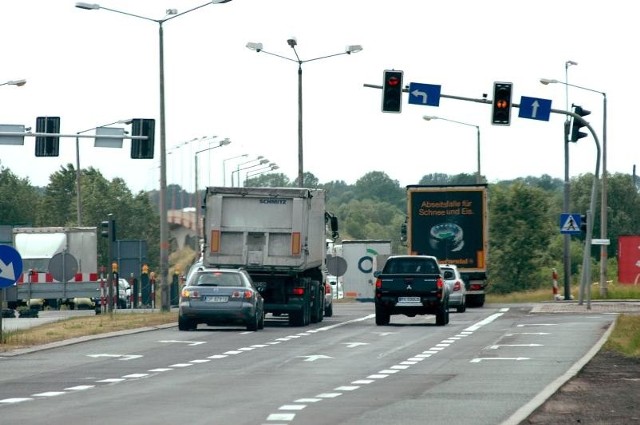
left=0, top=303, right=620, bottom=425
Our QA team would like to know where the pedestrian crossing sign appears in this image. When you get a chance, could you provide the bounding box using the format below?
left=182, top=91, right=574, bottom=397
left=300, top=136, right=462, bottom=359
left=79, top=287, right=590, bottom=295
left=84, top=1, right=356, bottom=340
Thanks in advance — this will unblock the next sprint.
left=560, top=213, right=582, bottom=234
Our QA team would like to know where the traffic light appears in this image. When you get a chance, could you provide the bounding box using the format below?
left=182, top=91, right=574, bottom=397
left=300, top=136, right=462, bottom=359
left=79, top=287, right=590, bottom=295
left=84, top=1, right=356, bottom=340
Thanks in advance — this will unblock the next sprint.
left=570, top=105, right=591, bottom=142
left=491, top=82, right=513, bottom=125
left=100, top=218, right=116, bottom=241
left=130, top=118, right=155, bottom=159
left=580, top=214, right=587, bottom=233
left=381, top=70, right=403, bottom=113
left=35, top=116, right=61, bottom=157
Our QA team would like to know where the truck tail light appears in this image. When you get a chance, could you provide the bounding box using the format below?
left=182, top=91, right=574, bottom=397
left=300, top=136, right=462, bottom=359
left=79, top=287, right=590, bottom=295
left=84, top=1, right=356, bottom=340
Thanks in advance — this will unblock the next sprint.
left=375, top=278, right=382, bottom=289
left=292, top=287, right=305, bottom=296
left=210, top=230, right=220, bottom=253
left=291, top=232, right=301, bottom=255
left=436, top=276, right=444, bottom=299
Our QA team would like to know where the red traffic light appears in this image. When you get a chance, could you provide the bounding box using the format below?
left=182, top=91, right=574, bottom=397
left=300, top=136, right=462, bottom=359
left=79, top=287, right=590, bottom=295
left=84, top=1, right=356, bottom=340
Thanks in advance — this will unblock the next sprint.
left=387, top=76, right=401, bottom=87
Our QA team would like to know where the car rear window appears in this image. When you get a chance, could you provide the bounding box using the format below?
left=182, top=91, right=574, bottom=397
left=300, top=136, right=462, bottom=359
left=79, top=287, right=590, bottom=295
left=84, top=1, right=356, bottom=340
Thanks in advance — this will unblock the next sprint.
left=385, top=258, right=438, bottom=274
left=195, top=272, right=244, bottom=287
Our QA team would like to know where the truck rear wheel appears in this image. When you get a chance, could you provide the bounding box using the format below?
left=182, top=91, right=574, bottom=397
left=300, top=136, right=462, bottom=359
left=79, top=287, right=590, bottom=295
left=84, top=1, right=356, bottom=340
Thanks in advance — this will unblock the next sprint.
left=468, top=294, right=485, bottom=307
left=375, top=304, right=390, bottom=326
left=310, top=281, right=323, bottom=324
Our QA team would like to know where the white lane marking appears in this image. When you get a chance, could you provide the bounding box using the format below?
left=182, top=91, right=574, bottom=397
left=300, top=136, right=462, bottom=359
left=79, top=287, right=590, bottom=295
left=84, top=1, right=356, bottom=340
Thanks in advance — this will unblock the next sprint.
left=342, top=342, right=369, bottom=348
left=207, top=355, right=228, bottom=359
left=352, top=380, right=375, bottom=384
left=97, top=378, right=125, bottom=383
left=465, top=312, right=504, bottom=332
left=316, top=393, right=341, bottom=398
left=32, top=391, right=65, bottom=397
left=266, top=413, right=296, bottom=421
left=65, top=385, right=94, bottom=391
left=279, top=404, right=306, bottom=410
left=190, top=359, right=210, bottom=364
left=335, top=386, right=359, bottom=391
left=517, top=323, right=558, bottom=327
left=390, top=365, right=410, bottom=370
left=0, top=398, right=33, bottom=404
left=223, top=350, right=243, bottom=355
left=488, top=344, right=543, bottom=349
left=367, top=374, right=389, bottom=379
left=297, top=355, right=333, bottom=362
left=505, top=332, right=550, bottom=336
left=123, top=373, right=149, bottom=379
left=470, top=357, right=530, bottom=363
left=169, top=363, right=193, bottom=368
left=378, top=369, right=399, bottom=374
left=87, top=354, right=143, bottom=361
left=295, top=398, right=321, bottom=403
left=159, top=340, right=205, bottom=346
left=149, top=368, right=172, bottom=372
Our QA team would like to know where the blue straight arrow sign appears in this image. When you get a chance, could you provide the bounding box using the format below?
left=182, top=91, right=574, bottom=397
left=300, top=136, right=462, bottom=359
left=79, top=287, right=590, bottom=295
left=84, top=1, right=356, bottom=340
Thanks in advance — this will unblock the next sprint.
left=518, top=96, right=552, bottom=121
left=408, top=83, right=441, bottom=106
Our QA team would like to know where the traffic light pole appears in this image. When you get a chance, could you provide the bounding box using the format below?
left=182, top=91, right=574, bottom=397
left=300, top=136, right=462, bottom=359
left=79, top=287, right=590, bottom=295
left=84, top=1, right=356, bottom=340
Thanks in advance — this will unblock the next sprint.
left=364, top=82, right=601, bottom=308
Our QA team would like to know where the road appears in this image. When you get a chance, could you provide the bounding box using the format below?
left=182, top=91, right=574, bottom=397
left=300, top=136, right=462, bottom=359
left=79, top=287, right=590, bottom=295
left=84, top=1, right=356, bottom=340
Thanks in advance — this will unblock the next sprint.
left=0, top=303, right=618, bottom=425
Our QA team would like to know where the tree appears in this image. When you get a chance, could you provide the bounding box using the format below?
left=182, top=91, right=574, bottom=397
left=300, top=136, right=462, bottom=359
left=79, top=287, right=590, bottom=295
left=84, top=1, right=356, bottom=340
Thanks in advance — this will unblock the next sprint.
left=0, top=165, right=40, bottom=226
left=355, top=171, right=404, bottom=208
left=488, top=182, right=555, bottom=293
left=37, top=164, right=77, bottom=226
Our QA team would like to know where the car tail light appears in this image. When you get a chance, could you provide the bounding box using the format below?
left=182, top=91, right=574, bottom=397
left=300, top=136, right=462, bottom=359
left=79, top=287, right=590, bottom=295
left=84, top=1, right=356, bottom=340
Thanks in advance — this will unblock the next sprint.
left=436, top=277, right=444, bottom=299
left=292, top=287, right=305, bottom=296
left=325, top=284, right=331, bottom=295
left=181, top=288, right=199, bottom=299
left=375, top=278, right=382, bottom=289
left=231, top=290, right=254, bottom=299
left=453, top=281, right=462, bottom=291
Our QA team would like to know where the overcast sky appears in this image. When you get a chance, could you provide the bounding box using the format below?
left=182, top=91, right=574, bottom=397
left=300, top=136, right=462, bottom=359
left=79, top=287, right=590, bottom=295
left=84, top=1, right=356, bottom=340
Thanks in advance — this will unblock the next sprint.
left=0, top=1, right=634, bottom=194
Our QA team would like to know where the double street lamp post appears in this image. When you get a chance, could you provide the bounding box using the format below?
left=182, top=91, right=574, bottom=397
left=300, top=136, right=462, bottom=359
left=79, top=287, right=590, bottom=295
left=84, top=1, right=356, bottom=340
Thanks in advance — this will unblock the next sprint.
left=246, top=40, right=362, bottom=187
left=423, top=116, right=482, bottom=184
left=76, top=0, right=232, bottom=312
left=222, top=154, right=248, bottom=186
left=541, top=77, right=608, bottom=296
left=194, top=138, right=231, bottom=235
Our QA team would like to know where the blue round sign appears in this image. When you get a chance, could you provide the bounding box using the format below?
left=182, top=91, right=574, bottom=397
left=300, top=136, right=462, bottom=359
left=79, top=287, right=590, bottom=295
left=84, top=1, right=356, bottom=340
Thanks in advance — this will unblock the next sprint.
left=0, top=245, right=23, bottom=288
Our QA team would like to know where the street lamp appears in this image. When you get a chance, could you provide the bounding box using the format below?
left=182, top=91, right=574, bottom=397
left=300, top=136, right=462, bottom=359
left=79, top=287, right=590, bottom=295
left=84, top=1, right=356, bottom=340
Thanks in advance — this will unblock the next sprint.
left=423, top=116, right=482, bottom=184
left=76, top=0, right=232, bottom=312
left=232, top=156, right=264, bottom=187
left=540, top=77, right=608, bottom=297
left=75, top=119, right=133, bottom=225
left=246, top=39, right=362, bottom=187
left=195, top=138, right=230, bottom=235
left=232, top=158, right=269, bottom=187
left=245, top=163, right=278, bottom=185
left=0, top=79, right=26, bottom=87
left=222, top=153, right=248, bottom=186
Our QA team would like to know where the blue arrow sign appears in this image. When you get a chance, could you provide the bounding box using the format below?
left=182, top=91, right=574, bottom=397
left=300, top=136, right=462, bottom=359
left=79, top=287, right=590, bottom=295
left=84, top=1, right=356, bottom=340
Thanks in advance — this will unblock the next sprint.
left=560, top=213, right=582, bottom=234
left=0, top=244, right=23, bottom=288
left=408, top=83, right=441, bottom=106
left=518, top=96, right=552, bottom=121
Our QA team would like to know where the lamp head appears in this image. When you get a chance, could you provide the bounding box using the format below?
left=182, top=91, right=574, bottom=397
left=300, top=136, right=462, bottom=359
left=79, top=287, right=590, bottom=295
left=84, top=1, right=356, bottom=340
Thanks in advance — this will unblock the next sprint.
left=246, top=42, right=263, bottom=53
left=9, top=79, right=27, bottom=87
left=287, top=38, right=297, bottom=48
left=422, top=116, right=438, bottom=121
left=566, top=60, right=578, bottom=67
left=75, top=2, right=100, bottom=10
left=220, top=138, right=231, bottom=146
left=345, top=45, right=363, bottom=54
left=211, top=0, right=233, bottom=3
left=539, top=78, right=559, bottom=85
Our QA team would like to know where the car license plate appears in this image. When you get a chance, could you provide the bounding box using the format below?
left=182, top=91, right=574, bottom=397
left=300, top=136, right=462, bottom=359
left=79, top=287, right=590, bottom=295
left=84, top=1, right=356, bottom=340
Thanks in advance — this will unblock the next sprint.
left=398, top=297, right=421, bottom=303
left=205, top=296, right=228, bottom=303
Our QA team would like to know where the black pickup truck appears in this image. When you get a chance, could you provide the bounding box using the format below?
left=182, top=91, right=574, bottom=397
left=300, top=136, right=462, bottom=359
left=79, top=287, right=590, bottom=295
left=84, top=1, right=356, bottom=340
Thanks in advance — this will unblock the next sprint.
left=373, top=255, right=449, bottom=326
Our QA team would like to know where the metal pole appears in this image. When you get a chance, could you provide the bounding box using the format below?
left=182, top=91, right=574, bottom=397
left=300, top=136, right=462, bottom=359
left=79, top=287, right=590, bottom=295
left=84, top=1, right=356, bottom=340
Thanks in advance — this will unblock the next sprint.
left=75, top=135, right=82, bottom=225
left=158, top=22, right=170, bottom=312
left=600, top=94, right=608, bottom=297
left=297, top=63, right=303, bottom=187
left=194, top=154, right=199, bottom=236
left=476, top=126, right=481, bottom=184
left=562, top=61, right=574, bottom=300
